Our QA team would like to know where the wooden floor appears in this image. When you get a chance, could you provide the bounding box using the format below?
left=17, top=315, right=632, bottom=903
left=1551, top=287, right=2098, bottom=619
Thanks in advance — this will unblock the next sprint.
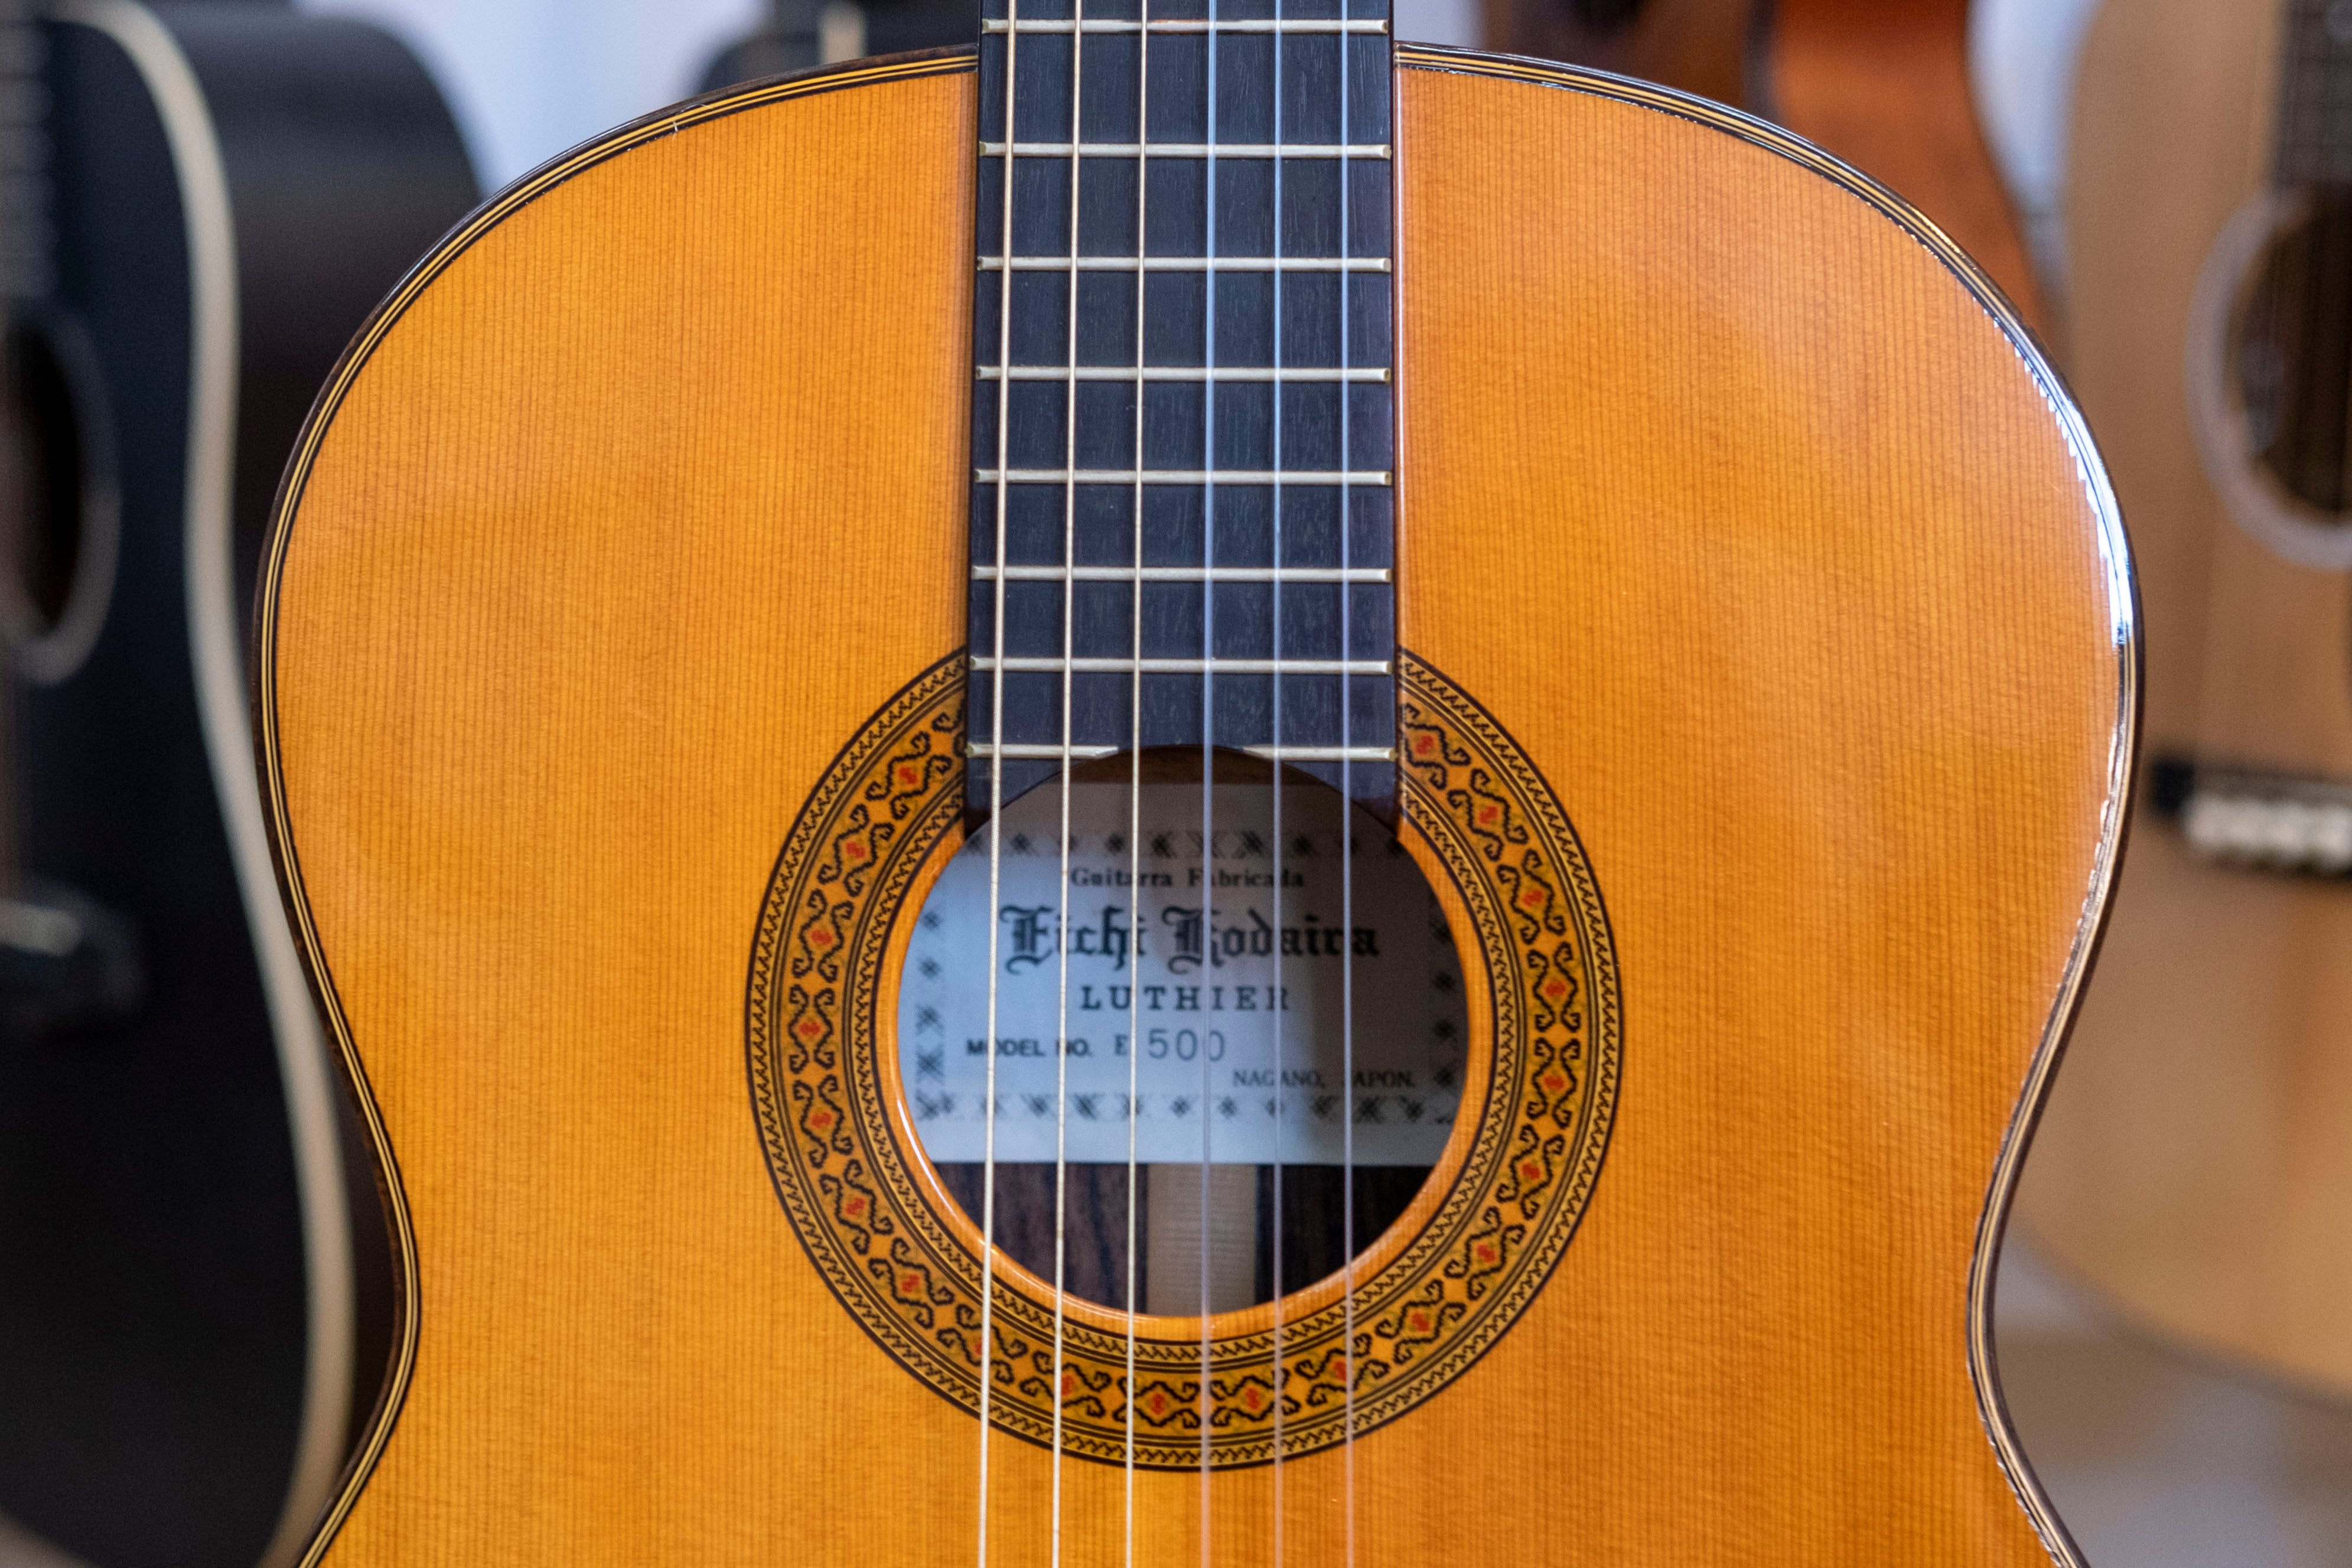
left=1995, top=1241, right=2352, bottom=1567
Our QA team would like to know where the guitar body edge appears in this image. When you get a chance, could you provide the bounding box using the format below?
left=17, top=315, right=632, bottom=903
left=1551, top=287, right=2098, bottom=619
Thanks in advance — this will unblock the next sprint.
left=261, top=50, right=2129, bottom=1566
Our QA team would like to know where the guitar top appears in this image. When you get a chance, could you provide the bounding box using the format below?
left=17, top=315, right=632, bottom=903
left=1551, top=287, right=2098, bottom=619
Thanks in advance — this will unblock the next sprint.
left=259, top=17, right=2128, bottom=1566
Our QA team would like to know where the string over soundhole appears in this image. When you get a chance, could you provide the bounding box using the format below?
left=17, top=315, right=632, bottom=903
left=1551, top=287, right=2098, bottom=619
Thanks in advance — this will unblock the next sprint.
left=747, top=654, right=1618, bottom=1466
left=900, top=750, right=1466, bottom=1313
left=2235, top=188, right=2352, bottom=517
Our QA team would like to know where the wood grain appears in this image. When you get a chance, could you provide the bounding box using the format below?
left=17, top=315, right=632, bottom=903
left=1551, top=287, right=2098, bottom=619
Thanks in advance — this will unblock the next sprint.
left=261, top=51, right=2125, bottom=1566
left=2012, top=0, right=2352, bottom=1397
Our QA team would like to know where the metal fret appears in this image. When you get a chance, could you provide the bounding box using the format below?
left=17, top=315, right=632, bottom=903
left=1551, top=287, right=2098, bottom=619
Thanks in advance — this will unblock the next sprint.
left=980, top=366, right=1389, bottom=382
left=967, top=742, right=1123, bottom=761
left=1242, top=745, right=1395, bottom=762
left=978, top=256, right=1391, bottom=273
left=982, top=18, right=1389, bottom=31
left=982, top=470, right=1392, bottom=485
left=974, top=657, right=1392, bottom=676
left=983, top=142, right=1391, bottom=159
left=974, top=566, right=1392, bottom=582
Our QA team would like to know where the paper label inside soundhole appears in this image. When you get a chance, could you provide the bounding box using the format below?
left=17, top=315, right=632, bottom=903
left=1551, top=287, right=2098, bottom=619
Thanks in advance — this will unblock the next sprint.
left=897, top=777, right=1468, bottom=1166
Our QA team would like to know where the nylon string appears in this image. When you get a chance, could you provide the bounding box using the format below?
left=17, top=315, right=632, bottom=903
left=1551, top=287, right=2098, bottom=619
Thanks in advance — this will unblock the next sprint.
left=977, top=0, right=1023, bottom=1557
left=1050, top=0, right=1090, bottom=1555
left=1125, top=3, right=1152, bottom=1561
left=1268, top=1, right=1288, bottom=1558
left=1337, top=15, right=1358, bottom=1566
left=1197, top=0, right=1221, bottom=1553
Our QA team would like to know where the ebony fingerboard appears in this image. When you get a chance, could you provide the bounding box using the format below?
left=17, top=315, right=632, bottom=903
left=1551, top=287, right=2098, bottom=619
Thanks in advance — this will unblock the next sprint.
left=965, top=0, right=1398, bottom=819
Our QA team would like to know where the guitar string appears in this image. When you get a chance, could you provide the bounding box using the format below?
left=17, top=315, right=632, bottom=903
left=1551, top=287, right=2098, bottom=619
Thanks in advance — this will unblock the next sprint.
left=978, top=15, right=1366, bottom=1553
left=1125, top=0, right=1152, bottom=1553
left=1051, top=0, right=1090, bottom=1556
left=1125, top=0, right=1152, bottom=1554
left=1338, top=15, right=1359, bottom=1567
left=978, top=0, right=1024, bottom=1559
left=1268, top=0, right=1288, bottom=1559
left=1199, top=0, right=1221, bottom=1549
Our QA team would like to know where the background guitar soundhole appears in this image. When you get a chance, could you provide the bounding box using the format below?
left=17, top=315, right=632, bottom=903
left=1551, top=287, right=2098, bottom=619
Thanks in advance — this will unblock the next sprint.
left=2, top=319, right=91, bottom=637
left=2239, top=191, right=2352, bottom=517
left=899, top=749, right=1469, bottom=1314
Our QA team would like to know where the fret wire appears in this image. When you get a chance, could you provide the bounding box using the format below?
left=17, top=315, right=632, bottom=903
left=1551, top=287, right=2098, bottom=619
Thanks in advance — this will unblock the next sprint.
left=979, top=468, right=1392, bottom=484
left=1243, top=744, right=1394, bottom=762
left=965, top=742, right=1123, bottom=760
left=982, top=142, right=1390, bottom=158
left=979, top=365, right=1390, bottom=382
left=964, top=0, right=1400, bottom=819
left=973, top=566, right=1392, bottom=582
left=972, top=657, right=1391, bottom=674
left=978, top=255, right=1390, bottom=272
left=980, top=18, right=1388, bottom=31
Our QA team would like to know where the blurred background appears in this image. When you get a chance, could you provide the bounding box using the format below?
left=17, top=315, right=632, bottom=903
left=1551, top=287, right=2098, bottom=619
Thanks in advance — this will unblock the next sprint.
left=7, top=0, right=2352, bottom=1564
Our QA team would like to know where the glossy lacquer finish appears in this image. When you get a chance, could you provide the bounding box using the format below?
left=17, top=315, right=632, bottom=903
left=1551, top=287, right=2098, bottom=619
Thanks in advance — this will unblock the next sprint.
left=258, top=49, right=2129, bottom=1566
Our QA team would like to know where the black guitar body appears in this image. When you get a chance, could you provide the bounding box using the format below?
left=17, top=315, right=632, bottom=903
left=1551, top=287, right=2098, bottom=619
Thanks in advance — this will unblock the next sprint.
left=1, top=6, right=473, bottom=1564
left=699, top=0, right=979, bottom=90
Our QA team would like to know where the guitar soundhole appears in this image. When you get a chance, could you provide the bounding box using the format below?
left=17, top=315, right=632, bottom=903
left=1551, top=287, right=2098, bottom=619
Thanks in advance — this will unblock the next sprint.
left=897, top=748, right=1470, bottom=1315
left=2, top=320, right=87, bottom=635
left=2237, top=189, right=2352, bottom=519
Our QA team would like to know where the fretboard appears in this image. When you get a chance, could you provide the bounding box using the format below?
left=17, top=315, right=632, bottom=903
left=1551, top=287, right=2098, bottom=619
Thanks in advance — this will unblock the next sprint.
left=965, top=0, right=1398, bottom=819
left=2275, top=0, right=2352, bottom=185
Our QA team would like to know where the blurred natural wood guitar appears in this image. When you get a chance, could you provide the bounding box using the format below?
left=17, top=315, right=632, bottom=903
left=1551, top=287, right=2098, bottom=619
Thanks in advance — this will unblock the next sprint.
left=2017, top=0, right=2352, bottom=1397
left=1484, top=0, right=2046, bottom=332
left=259, top=15, right=2129, bottom=1567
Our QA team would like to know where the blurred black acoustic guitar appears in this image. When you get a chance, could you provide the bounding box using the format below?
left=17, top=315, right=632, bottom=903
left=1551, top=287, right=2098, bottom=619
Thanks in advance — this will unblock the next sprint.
left=1, top=4, right=473, bottom=1565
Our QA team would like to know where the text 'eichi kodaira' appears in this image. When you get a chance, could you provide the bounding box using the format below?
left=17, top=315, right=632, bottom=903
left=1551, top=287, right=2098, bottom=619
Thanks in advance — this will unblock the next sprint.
left=997, top=902, right=1383, bottom=975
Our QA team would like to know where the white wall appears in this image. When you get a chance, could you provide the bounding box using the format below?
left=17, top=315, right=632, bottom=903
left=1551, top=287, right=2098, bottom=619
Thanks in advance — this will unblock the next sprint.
left=309, top=0, right=1486, bottom=192
left=1970, top=0, right=2106, bottom=283
left=297, top=0, right=762, bottom=191
left=307, top=0, right=2089, bottom=245
left=1391, top=0, right=1477, bottom=48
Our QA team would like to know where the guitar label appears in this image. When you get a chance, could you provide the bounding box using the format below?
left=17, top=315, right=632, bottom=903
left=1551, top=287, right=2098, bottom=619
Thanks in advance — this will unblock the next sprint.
left=897, top=780, right=1468, bottom=1166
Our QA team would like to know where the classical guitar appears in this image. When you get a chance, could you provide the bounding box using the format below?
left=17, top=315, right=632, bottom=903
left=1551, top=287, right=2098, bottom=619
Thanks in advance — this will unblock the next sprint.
left=258, top=14, right=2131, bottom=1566
left=2017, top=0, right=2352, bottom=1396
left=0, top=6, right=473, bottom=1566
